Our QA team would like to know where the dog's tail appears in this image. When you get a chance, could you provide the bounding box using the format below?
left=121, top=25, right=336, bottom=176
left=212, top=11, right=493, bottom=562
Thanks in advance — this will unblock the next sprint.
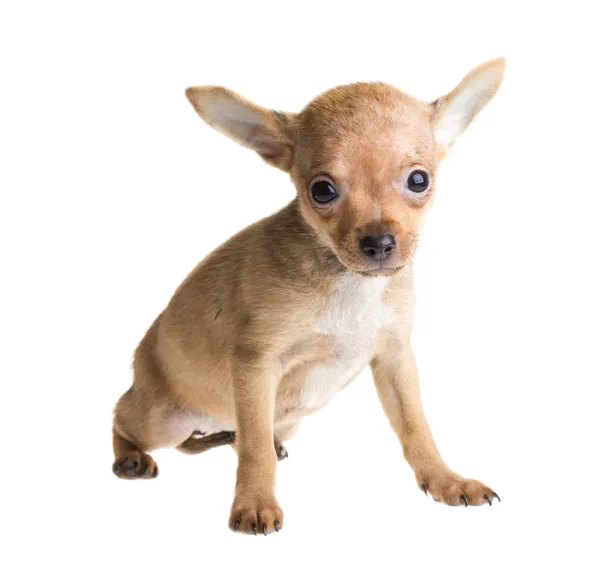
left=176, top=430, right=235, bottom=454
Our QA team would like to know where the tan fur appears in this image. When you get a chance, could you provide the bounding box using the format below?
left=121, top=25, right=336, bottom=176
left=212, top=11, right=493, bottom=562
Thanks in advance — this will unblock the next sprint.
left=112, top=58, right=506, bottom=533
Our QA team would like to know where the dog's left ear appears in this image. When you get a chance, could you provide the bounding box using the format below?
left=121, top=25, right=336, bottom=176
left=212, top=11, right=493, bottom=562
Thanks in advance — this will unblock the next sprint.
left=186, top=86, right=296, bottom=172
left=431, top=58, right=505, bottom=154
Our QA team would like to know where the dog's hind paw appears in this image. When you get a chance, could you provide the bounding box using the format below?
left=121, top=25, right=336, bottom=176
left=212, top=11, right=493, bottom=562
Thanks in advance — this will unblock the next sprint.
left=112, top=451, right=158, bottom=479
left=275, top=443, right=288, bottom=461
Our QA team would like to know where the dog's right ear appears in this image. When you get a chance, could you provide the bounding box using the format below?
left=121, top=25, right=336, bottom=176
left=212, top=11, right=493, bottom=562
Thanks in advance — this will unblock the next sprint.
left=186, top=86, right=295, bottom=172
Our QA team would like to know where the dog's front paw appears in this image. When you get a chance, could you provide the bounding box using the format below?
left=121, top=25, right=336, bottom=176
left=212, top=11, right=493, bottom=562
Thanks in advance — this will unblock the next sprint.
left=229, top=494, right=284, bottom=535
left=417, top=470, right=500, bottom=507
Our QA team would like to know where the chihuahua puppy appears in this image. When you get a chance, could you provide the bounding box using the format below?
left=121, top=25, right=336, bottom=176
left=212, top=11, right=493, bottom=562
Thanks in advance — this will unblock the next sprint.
left=112, top=59, right=505, bottom=535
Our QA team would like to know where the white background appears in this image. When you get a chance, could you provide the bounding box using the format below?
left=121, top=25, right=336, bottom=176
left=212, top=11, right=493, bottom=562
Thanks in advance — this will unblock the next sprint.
left=2, top=1, right=599, bottom=565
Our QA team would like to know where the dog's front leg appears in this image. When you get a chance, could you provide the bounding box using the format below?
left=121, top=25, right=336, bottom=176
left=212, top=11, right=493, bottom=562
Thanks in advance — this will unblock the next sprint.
left=371, top=336, right=499, bottom=506
left=229, top=353, right=283, bottom=535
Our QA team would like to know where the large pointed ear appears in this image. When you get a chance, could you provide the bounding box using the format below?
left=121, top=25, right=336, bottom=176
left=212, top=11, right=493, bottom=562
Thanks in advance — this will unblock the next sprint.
left=431, top=58, right=505, bottom=154
left=185, top=86, right=295, bottom=172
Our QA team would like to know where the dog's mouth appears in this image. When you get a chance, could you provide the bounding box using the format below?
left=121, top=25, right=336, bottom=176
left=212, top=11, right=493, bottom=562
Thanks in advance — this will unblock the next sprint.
left=356, top=265, right=404, bottom=277
left=328, top=248, right=404, bottom=277
left=314, top=237, right=405, bottom=277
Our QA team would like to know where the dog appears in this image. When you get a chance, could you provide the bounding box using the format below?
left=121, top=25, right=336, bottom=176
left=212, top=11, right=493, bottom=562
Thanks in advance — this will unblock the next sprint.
left=112, top=58, right=505, bottom=535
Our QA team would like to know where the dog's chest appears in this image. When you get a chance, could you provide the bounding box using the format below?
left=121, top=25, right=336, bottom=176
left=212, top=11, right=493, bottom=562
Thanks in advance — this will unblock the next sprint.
left=301, top=274, right=395, bottom=410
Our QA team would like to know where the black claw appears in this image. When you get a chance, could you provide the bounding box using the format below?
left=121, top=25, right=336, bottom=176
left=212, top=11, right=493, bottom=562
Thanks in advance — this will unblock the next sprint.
left=233, top=519, right=240, bottom=532
left=262, top=523, right=268, bottom=536
left=492, top=491, right=501, bottom=503
left=252, top=523, right=258, bottom=535
left=151, top=467, right=158, bottom=478
left=420, top=484, right=428, bottom=496
left=141, top=463, right=150, bottom=478
left=460, top=495, right=468, bottom=507
left=131, top=459, right=140, bottom=471
left=484, top=495, right=493, bottom=506
left=274, top=520, right=281, bottom=532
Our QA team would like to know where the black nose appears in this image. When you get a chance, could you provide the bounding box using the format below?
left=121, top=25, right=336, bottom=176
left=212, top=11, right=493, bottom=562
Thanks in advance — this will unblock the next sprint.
left=360, top=234, right=396, bottom=261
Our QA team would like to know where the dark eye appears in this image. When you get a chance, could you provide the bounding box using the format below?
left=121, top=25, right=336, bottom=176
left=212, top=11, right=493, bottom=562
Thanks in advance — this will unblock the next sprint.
left=310, top=180, right=338, bottom=204
left=406, top=170, right=429, bottom=193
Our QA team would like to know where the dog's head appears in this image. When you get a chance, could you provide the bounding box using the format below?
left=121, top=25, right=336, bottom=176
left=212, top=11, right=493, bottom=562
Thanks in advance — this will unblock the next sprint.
left=186, top=59, right=504, bottom=276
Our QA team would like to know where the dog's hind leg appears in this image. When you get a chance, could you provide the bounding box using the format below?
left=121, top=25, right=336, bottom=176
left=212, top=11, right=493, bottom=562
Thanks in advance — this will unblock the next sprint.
left=177, top=431, right=236, bottom=454
left=112, top=320, right=201, bottom=479
left=112, top=424, right=160, bottom=479
left=112, top=383, right=193, bottom=479
left=178, top=431, right=289, bottom=461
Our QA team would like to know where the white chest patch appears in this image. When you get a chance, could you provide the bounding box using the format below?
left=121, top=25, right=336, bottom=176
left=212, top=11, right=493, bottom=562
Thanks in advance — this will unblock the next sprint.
left=302, top=273, right=395, bottom=410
